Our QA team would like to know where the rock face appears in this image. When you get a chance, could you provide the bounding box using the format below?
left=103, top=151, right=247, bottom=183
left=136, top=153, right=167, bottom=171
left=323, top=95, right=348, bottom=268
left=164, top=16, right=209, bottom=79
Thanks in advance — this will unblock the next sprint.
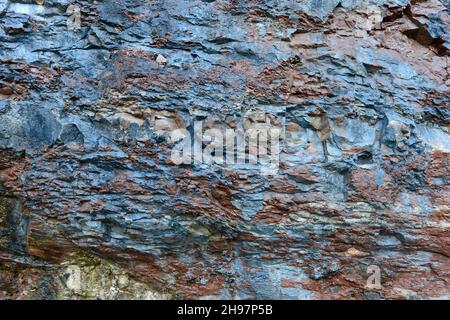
left=0, top=0, right=449, bottom=300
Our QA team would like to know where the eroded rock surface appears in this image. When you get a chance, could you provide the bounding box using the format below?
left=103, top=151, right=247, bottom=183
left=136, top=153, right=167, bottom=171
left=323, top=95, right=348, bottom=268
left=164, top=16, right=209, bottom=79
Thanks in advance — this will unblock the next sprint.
left=0, top=0, right=449, bottom=299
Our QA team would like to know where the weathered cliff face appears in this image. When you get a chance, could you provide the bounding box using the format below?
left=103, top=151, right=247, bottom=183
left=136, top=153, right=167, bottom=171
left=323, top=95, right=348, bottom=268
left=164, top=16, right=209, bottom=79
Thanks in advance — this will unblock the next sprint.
left=0, top=0, right=449, bottom=299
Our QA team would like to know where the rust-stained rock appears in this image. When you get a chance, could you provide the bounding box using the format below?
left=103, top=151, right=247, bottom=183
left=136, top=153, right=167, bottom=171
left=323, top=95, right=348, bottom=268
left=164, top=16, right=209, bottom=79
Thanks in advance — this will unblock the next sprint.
left=0, top=0, right=449, bottom=300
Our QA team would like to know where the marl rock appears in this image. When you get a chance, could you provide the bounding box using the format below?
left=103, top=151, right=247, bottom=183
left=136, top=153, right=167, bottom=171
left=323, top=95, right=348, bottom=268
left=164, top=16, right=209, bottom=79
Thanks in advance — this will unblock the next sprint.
left=0, top=0, right=449, bottom=299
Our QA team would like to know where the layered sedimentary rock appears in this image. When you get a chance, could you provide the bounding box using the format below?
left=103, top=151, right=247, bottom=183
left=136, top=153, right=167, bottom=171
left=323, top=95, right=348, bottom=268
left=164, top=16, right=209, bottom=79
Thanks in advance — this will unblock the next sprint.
left=0, top=0, right=449, bottom=299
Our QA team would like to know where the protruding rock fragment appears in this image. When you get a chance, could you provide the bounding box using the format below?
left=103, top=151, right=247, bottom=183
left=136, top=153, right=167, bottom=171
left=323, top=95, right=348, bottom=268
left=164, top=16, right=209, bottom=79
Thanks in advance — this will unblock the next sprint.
left=156, top=54, right=167, bottom=65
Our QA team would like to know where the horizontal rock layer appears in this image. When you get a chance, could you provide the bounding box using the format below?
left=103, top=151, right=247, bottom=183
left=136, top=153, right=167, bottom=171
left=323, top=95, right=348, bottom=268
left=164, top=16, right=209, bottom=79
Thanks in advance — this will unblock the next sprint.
left=0, top=0, right=449, bottom=299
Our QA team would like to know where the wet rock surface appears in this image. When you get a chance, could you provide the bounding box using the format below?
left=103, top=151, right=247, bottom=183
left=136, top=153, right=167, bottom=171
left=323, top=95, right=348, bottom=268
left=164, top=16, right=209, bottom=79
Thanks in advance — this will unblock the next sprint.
left=0, top=0, right=449, bottom=299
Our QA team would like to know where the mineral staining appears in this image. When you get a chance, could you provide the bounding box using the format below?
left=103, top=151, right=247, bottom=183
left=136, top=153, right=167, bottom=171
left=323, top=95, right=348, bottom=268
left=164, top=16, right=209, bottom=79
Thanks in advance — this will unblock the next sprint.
left=0, top=0, right=449, bottom=299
